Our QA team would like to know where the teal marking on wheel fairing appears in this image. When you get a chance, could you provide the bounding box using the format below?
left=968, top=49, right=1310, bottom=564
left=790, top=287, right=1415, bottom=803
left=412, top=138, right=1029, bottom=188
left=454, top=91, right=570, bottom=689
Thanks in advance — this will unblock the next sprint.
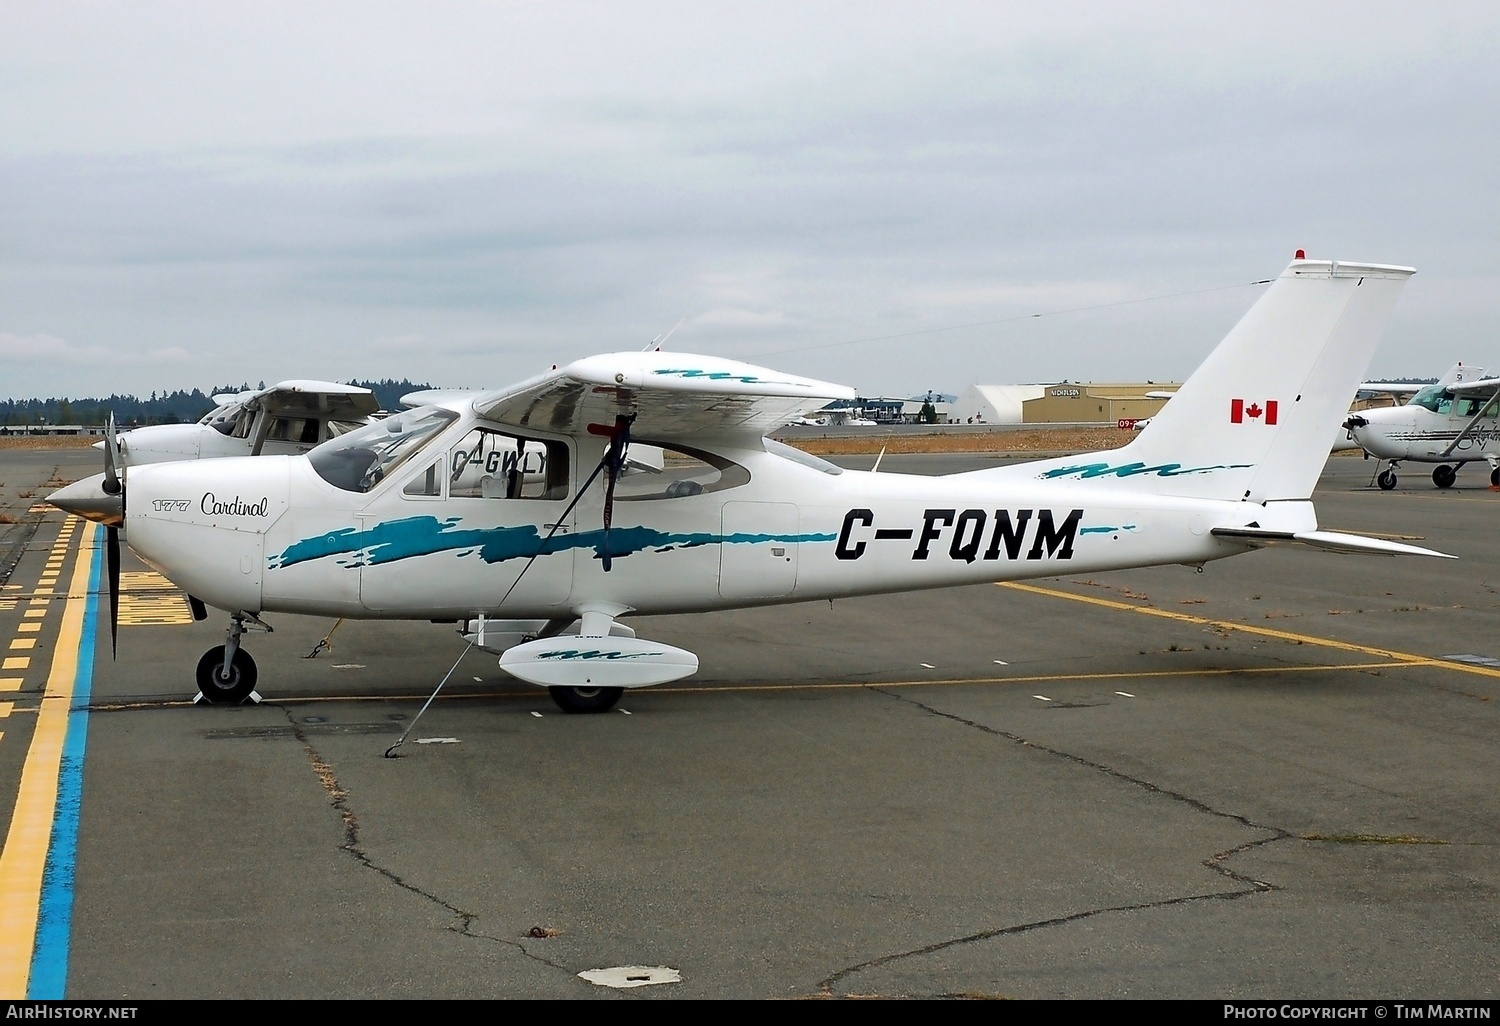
left=1041, top=461, right=1253, bottom=481
left=536, top=649, right=664, bottom=661
left=270, top=516, right=836, bottom=571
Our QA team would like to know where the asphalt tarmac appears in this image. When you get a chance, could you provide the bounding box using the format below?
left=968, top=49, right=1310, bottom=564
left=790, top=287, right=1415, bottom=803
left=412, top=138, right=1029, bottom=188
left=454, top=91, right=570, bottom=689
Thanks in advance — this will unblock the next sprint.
left=0, top=447, right=1496, bottom=999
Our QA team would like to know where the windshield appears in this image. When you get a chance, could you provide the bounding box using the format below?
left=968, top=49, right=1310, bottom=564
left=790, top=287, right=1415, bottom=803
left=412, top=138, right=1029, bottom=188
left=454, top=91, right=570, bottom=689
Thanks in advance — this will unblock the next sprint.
left=308, top=405, right=458, bottom=492
left=1408, top=385, right=1454, bottom=414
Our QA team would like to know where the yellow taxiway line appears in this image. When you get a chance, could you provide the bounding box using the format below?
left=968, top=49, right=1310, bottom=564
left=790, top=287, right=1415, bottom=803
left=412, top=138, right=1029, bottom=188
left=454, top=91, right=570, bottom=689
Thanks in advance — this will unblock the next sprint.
left=0, top=521, right=96, bottom=998
left=998, top=580, right=1500, bottom=680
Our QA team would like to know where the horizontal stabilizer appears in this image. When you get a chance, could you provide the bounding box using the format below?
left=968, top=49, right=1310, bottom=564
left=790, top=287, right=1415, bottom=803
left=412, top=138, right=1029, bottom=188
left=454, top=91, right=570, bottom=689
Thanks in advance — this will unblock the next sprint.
left=499, top=636, right=698, bottom=689
left=1211, top=526, right=1453, bottom=558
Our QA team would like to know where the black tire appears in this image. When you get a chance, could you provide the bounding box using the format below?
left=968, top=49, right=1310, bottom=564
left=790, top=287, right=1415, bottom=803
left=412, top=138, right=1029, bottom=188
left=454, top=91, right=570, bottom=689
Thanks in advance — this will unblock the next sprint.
left=1377, top=470, right=1397, bottom=491
left=1433, top=465, right=1457, bottom=489
left=196, top=646, right=258, bottom=704
left=547, top=685, right=623, bottom=714
left=1491, top=467, right=1499, bottom=487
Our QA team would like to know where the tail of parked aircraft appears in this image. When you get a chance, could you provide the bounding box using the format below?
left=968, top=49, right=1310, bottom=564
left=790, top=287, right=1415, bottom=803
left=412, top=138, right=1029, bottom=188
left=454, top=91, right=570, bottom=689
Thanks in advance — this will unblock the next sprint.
left=1017, top=256, right=1415, bottom=503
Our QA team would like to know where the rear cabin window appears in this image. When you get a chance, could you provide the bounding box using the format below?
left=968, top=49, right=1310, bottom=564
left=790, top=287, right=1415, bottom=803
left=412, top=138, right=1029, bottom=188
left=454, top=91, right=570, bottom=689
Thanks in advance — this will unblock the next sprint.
left=615, top=443, right=749, bottom=500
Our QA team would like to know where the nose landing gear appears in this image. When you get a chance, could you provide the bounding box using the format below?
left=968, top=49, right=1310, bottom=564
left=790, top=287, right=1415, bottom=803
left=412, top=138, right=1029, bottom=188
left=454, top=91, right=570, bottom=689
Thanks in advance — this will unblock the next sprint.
left=195, top=612, right=272, bottom=704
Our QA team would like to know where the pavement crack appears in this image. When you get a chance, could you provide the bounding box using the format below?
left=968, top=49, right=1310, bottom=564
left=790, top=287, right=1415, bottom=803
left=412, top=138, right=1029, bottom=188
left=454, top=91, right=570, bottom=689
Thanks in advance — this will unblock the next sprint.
left=812, top=687, right=1291, bottom=997
left=816, top=881, right=1269, bottom=996
left=875, top=687, right=1287, bottom=845
left=277, top=706, right=571, bottom=971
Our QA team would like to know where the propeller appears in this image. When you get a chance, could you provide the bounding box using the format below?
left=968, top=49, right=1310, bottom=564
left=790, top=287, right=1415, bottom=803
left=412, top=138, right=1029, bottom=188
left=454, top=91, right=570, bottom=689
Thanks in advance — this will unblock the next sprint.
left=599, top=414, right=634, bottom=572
left=100, top=414, right=123, bottom=656
left=44, top=412, right=127, bottom=653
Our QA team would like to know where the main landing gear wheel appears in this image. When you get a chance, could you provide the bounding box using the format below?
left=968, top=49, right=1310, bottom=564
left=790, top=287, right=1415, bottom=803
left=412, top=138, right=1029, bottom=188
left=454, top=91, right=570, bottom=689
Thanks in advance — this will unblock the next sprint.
left=1377, top=469, right=1398, bottom=490
left=1433, top=465, right=1458, bottom=489
left=547, top=685, right=624, bottom=714
left=196, top=646, right=258, bottom=704
left=1491, top=467, right=1499, bottom=487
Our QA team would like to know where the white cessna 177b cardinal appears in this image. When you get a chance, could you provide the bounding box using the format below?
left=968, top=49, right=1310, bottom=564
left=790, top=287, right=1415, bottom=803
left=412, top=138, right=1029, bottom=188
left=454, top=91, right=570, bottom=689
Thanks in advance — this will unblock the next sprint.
left=50, top=255, right=1450, bottom=714
left=103, top=379, right=382, bottom=466
left=1343, top=362, right=1500, bottom=489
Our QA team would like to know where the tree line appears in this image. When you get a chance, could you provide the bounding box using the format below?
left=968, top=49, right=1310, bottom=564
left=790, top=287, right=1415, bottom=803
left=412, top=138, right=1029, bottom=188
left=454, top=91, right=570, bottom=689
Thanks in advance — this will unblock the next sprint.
left=0, top=379, right=433, bottom=428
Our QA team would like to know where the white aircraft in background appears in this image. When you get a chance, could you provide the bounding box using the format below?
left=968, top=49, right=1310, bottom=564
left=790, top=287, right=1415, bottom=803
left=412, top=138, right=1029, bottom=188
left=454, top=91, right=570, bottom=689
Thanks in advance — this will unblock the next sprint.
left=53, top=381, right=386, bottom=531
left=1343, top=362, right=1500, bottom=489
left=105, top=380, right=381, bottom=466
left=50, top=255, right=1449, bottom=715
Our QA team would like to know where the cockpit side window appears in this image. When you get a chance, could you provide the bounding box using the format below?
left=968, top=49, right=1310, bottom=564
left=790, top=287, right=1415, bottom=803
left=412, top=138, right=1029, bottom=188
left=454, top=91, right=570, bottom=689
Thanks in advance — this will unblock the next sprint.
left=448, top=427, right=569, bottom=501
left=308, top=406, right=458, bottom=493
left=402, top=458, right=444, bottom=498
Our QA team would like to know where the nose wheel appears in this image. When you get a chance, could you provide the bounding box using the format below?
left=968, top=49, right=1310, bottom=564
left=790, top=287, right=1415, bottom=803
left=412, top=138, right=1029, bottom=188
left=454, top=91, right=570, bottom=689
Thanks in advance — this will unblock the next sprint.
left=196, top=646, right=258, bottom=703
left=1377, top=469, right=1398, bottom=490
left=195, top=611, right=271, bottom=704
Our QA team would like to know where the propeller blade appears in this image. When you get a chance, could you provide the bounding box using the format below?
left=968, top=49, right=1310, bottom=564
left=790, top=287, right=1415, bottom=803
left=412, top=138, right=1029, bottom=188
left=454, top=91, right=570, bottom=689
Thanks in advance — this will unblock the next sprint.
left=102, top=413, right=121, bottom=496
left=103, top=410, right=124, bottom=655
left=106, top=524, right=120, bottom=658
left=600, top=414, right=634, bottom=572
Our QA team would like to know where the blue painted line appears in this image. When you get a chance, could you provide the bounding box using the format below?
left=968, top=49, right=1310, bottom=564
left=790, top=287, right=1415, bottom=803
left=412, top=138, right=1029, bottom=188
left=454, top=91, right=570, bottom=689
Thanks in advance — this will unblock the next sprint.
left=27, top=526, right=100, bottom=999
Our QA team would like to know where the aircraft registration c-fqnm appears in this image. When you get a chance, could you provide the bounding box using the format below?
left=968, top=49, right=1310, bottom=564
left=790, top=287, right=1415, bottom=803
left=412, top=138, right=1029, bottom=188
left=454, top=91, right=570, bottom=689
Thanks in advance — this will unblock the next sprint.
left=50, top=255, right=1451, bottom=715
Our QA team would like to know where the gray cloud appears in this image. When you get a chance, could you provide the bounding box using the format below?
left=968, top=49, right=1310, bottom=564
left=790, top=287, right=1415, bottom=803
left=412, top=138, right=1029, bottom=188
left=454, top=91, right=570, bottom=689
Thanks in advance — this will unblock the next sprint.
left=2, top=2, right=1498, bottom=399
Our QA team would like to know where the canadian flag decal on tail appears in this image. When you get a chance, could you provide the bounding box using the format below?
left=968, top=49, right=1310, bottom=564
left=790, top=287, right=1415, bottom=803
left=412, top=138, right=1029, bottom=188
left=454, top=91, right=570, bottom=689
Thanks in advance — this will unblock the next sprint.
left=1230, top=398, right=1279, bottom=425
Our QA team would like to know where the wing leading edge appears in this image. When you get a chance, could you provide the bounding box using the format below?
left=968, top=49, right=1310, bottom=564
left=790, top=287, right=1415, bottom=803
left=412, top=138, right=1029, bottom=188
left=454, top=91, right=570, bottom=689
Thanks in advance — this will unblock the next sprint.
left=469, top=352, right=856, bottom=441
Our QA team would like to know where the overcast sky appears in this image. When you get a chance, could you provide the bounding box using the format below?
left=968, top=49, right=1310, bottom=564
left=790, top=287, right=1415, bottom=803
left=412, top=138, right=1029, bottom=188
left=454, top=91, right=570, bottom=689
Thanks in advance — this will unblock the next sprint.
left=3, top=2, right=1497, bottom=401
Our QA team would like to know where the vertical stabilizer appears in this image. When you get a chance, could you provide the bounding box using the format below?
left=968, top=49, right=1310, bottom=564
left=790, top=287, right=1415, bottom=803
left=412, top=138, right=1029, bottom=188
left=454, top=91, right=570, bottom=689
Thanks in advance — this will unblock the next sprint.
left=1034, top=258, right=1414, bottom=502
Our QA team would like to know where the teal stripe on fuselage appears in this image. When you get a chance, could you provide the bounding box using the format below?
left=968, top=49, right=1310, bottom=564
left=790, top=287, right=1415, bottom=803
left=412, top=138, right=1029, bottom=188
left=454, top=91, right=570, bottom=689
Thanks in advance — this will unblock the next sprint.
left=271, top=516, right=836, bottom=570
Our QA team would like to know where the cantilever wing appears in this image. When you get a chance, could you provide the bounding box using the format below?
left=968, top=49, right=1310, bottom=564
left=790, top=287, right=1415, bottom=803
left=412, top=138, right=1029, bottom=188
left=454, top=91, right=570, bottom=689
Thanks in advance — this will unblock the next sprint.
left=251, top=380, right=381, bottom=420
left=468, top=352, right=856, bottom=441
left=1357, top=382, right=1427, bottom=397
left=1447, top=376, right=1500, bottom=397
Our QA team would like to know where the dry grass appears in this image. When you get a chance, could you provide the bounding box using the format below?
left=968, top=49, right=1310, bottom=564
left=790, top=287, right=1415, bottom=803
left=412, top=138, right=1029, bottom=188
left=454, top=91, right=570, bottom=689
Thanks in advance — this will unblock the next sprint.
left=0, top=435, right=99, bottom=450
left=781, top=427, right=1133, bottom=456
